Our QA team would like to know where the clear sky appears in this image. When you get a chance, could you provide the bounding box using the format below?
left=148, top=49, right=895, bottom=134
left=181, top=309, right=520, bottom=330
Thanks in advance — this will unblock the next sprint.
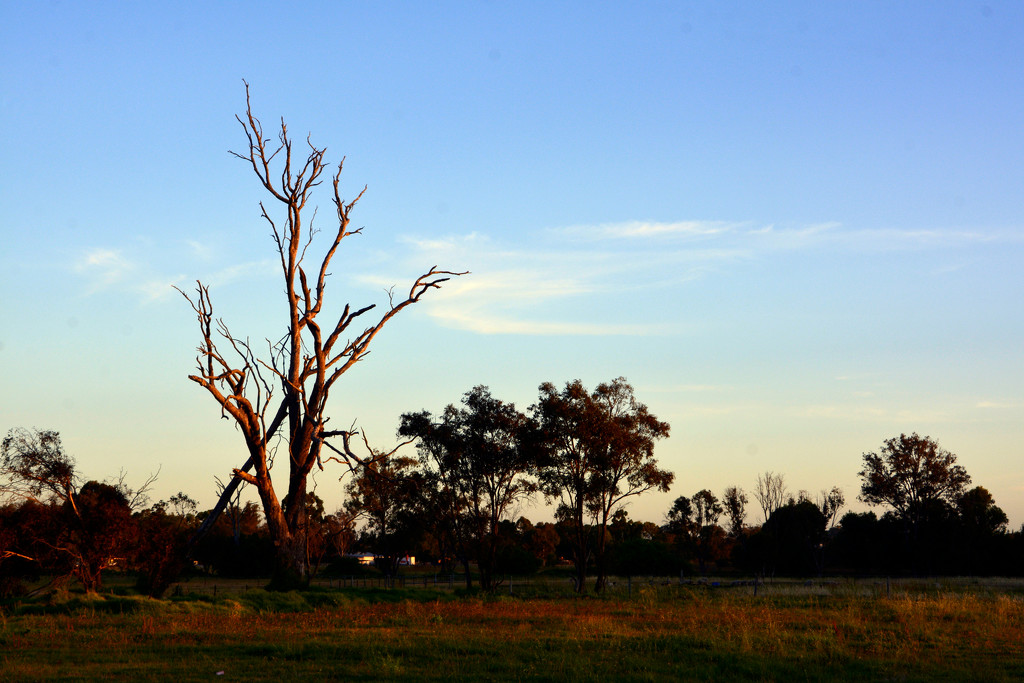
left=2, top=2, right=1022, bottom=528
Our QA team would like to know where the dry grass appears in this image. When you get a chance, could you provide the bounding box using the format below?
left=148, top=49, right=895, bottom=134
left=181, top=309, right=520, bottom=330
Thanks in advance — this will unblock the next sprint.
left=2, top=585, right=1022, bottom=681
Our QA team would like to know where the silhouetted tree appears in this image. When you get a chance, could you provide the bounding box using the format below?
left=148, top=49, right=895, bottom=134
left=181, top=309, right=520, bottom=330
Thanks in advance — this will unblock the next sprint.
left=177, top=83, right=464, bottom=589
left=691, top=489, right=723, bottom=574
left=534, top=378, right=673, bottom=593
left=754, top=471, right=788, bottom=523
left=518, top=518, right=560, bottom=568
left=62, top=481, right=135, bottom=591
left=400, top=386, right=537, bottom=590
left=748, top=499, right=826, bottom=576
left=816, top=486, right=845, bottom=530
left=954, top=486, right=1008, bottom=574
left=345, top=452, right=424, bottom=576
left=722, top=485, right=748, bottom=539
left=859, top=434, right=971, bottom=524
left=133, top=493, right=198, bottom=597
left=1, top=429, right=150, bottom=592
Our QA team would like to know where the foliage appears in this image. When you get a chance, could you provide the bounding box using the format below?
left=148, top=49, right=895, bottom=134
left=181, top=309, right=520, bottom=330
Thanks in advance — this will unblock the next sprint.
left=859, top=433, right=971, bottom=527
left=722, top=485, right=748, bottom=538
left=0, top=428, right=76, bottom=504
left=0, top=429, right=147, bottom=593
left=399, top=386, right=537, bottom=590
left=533, top=377, right=672, bottom=593
left=745, top=500, right=826, bottom=577
left=345, top=452, right=425, bottom=576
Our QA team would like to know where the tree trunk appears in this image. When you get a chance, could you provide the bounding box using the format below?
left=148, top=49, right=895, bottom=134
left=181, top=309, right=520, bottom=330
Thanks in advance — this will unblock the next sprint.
left=593, top=511, right=610, bottom=593
left=261, top=482, right=308, bottom=591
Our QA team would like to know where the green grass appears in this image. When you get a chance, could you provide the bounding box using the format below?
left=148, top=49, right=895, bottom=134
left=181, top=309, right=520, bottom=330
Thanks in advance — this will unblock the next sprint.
left=2, top=581, right=1023, bottom=681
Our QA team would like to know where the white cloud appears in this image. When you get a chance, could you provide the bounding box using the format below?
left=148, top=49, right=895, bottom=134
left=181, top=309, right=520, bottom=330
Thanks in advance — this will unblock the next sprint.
left=74, top=242, right=275, bottom=304
left=793, top=403, right=951, bottom=424
left=74, top=248, right=135, bottom=293
left=976, top=400, right=1024, bottom=410
left=140, top=276, right=187, bottom=303
left=428, top=306, right=666, bottom=336
left=206, top=259, right=277, bottom=288
left=385, top=215, right=1020, bottom=338
left=645, top=384, right=730, bottom=393
left=559, top=220, right=740, bottom=241
left=186, top=240, right=214, bottom=261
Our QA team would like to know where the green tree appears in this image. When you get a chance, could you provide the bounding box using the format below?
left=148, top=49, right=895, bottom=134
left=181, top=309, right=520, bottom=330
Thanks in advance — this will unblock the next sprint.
left=345, top=452, right=424, bottom=577
left=400, top=386, right=537, bottom=590
left=534, top=378, right=673, bottom=593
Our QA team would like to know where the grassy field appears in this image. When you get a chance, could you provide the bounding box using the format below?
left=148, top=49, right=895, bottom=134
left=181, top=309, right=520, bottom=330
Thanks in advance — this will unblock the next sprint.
left=2, top=580, right=1023, bottom=681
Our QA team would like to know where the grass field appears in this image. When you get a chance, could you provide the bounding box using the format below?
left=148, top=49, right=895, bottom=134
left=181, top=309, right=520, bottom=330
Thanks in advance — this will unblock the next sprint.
left=2, top=579, right=1023, bottom=681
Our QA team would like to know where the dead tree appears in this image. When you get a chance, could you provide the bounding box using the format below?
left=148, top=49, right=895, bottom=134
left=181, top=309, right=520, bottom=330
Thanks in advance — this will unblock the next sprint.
left=754, top=470, right=788, bottom=523
left=178, top=82, right=464, bottom=589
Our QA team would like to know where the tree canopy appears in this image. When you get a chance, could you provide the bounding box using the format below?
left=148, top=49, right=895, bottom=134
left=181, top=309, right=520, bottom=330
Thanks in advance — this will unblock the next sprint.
left=859, top=433, right=971, bottom=528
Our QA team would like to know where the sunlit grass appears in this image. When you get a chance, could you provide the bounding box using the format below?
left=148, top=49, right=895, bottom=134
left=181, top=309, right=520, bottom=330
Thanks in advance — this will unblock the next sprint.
left=2, top=583, right=1023, bottom=681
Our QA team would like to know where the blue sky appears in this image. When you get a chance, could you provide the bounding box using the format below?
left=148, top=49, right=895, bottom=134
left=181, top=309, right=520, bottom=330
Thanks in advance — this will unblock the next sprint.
left=2, top=2, right=1022, bottom=527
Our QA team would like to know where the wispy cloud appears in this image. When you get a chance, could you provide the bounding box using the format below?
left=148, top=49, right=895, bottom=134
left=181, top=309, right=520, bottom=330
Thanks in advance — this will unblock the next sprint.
left=140, top=275, right=187, bottom=303
left=428, top=307, right=666, bottom=336
left=793, top=403, right=952, bottom=424
left=186, top=239, right=214, bottom=261
left=559, top=220, right=740, bottom=241
left=74, top=248, right=135, bottom=294
left=976, top=400, right=1024, bottom=410
left=74, top=242, right=276, bottom=304
left=380, top=215, right=1019, bottom=337
left=644, top=383, right=730, bottom=394
left=205, top=259, right=277, bottom=288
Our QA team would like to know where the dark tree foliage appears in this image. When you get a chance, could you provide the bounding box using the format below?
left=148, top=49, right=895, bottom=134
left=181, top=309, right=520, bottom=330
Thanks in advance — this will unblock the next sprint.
left=0, top=500, right=55, bottom=596
left=722, top=486, right=748, bottom=539
left=133, top=497, right=198, bottom=598
left=192, top=502, right=273, bottom=578
left=399, top=386, right=537, bottom=590
left=1, top=429, right=143, bottom=592
left=832, top=511, right=889, bottom=575
left=858, top=433, right=974, bottom=574
left=859, top=433, right=971, bottom=529
left=533, top=378, right=673, bottom=593
left=1, top=429, right=77, bottom=505
left=666, top=492, right=727, bottom=575
left=608, top=538, right=682, bottom=577
left=514, top=517, right=561, bottom=569
left=745, top=500, right=826, bottom=577
left=345, top=453, right=425, bottom=577
left=61, top=481, right=135, bottom=591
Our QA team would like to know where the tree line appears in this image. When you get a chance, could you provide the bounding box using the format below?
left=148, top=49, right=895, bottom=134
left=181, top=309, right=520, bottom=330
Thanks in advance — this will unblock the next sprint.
left=0, top=376, right=674, bottom=596
left=3, top=417, right=1021, bottom=599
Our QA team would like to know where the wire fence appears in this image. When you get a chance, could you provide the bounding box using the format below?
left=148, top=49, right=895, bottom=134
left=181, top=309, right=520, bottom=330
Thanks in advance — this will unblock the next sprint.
left=166, top=573, right=1024, bottom=601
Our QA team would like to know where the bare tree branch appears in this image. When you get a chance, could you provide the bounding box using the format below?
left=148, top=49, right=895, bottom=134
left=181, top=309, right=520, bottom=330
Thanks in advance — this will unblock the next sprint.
left=179, top=84, right=465, bottom=587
